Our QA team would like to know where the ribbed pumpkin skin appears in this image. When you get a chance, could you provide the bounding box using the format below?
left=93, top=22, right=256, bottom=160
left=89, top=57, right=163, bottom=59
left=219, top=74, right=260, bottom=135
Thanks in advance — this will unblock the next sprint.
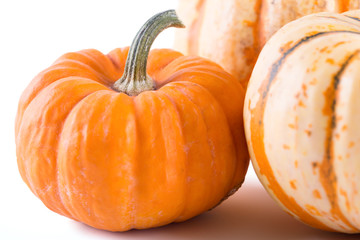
left=175, top=0, right=360, bottom=85
left=244, top=10, right=360, bottom=233
left=15, top=47, right=249, bottom=231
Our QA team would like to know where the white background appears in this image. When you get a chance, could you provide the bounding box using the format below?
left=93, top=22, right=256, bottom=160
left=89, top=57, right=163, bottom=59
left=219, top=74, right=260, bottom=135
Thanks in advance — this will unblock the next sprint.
left=1, top=1, right=359, bottom=239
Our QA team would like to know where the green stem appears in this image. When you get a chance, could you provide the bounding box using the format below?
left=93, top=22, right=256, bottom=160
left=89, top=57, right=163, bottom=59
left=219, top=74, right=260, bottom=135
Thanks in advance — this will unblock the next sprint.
left=113, top=10, right=185, bottom=96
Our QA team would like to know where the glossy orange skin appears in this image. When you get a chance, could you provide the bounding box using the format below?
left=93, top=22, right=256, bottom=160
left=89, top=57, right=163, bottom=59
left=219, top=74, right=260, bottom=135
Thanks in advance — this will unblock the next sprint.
left=15, top=47, right=249, bottom=231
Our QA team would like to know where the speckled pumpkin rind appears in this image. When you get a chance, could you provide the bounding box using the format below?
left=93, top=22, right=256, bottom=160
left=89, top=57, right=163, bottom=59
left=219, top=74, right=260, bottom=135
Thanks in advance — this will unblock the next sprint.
left=244, top=10, right=360, bottom=233
left=175, top=0, right=360, bottom=85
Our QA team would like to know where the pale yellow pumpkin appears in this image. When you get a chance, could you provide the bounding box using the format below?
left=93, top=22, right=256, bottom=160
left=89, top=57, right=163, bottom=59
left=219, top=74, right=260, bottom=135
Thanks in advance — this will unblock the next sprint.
left=175, top=0, right=360, bottom=85
left=244, top=10, right=360, bottom=233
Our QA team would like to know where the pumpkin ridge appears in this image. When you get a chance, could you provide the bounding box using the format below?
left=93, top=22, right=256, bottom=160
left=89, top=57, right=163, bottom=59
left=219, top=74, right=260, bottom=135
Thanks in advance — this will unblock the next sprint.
left=58, top=91, right=120, bottom=226
left=106, top=47, right=130, bottom=75
left=165, top=70, right=247, bottom=190
left=172, top=79, right=244, bottom=199
left=147, top=49, right=184, bottom=82
left=174, top=82, right=236, bottom=203
left=99, top=92, right=138, bottom=230
left=17, top=78, right=108, bottom=218
left=132, top=92, right=169, bottom=228
left=320, top=50, right=360, bottom=231
left=55, top=89, right=114, bottom=220
left=152, top=55, right=221, bottom=82
left=54, top=87, right=112, bottom=220
left=175, top=83, right=218, bottom=213
left=55, top=50, right=118, bottom=80
left=127, top=96, right=138, bottom=229
left=107, top=51, right=123, bottom=72
left=23, top=76, right=110, bottom=120
left=103, top=92, right=135, bottom=229
left=150, top=91, right=188, bottom=223
left=52, top=59, right=113, bottom=85
left=156, top=56, right=236, bottom=88
left=15, top=67, right=104, bottom=135
left=48, top=65, right=103, bottom=80
left=158, top=83, right=212, bottom=220
left=156, top=89, right=189, bottom=222
left=152, top=92, right=175, bottom=213
left=76, top=50, right=119, bottom=81
left=17, top=77, right=108, bottom=139
left=165, top=84, right=214, bottom=219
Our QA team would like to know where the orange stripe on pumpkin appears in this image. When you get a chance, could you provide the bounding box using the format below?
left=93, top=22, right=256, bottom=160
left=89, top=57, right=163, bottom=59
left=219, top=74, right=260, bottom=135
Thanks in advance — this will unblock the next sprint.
left=251, top=1, right=263, bottom=62
left=250, top=105, right=331, bottom=231
left=339, top=0, right=350, bottom=12
left=188, top=0, right=206, bottom=54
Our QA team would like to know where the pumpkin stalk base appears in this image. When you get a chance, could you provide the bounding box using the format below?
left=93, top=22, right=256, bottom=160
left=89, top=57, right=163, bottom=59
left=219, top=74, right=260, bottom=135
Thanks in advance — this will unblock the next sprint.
left=113, top=75, right=155, bottom=96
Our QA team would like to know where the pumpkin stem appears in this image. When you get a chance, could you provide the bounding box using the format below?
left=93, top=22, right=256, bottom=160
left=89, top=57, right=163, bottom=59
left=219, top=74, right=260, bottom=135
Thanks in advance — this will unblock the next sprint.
left=113, top=10, right=185, bottom=95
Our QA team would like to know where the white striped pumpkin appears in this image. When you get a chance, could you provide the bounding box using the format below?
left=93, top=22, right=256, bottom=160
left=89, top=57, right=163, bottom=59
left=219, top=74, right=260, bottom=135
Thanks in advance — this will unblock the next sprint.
left=175, top=0, right=360, bottom=85
left=244, top=10, right=360, bottom=233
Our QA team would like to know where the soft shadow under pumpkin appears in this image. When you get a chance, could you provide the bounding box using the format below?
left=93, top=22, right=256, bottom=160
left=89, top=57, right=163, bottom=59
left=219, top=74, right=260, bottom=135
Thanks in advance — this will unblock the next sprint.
left=73, top=177, right=360, bottom=240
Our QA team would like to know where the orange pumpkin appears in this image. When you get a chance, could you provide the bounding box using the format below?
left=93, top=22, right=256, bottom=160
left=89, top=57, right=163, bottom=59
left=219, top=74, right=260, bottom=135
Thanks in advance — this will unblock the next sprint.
left=15, top=10, right=249, bottom=231
left=244, top=10, right=360, bottom=233
left=175, top=0, right=360, bottom=85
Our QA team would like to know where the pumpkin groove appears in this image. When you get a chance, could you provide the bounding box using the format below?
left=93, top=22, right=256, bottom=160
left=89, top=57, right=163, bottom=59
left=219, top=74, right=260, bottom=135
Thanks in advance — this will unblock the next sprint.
left=264, top=30, right=360, bottom=100
left=347, top=15, right=360, bottom=21
left=320, top=50, right=360, bottom=231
